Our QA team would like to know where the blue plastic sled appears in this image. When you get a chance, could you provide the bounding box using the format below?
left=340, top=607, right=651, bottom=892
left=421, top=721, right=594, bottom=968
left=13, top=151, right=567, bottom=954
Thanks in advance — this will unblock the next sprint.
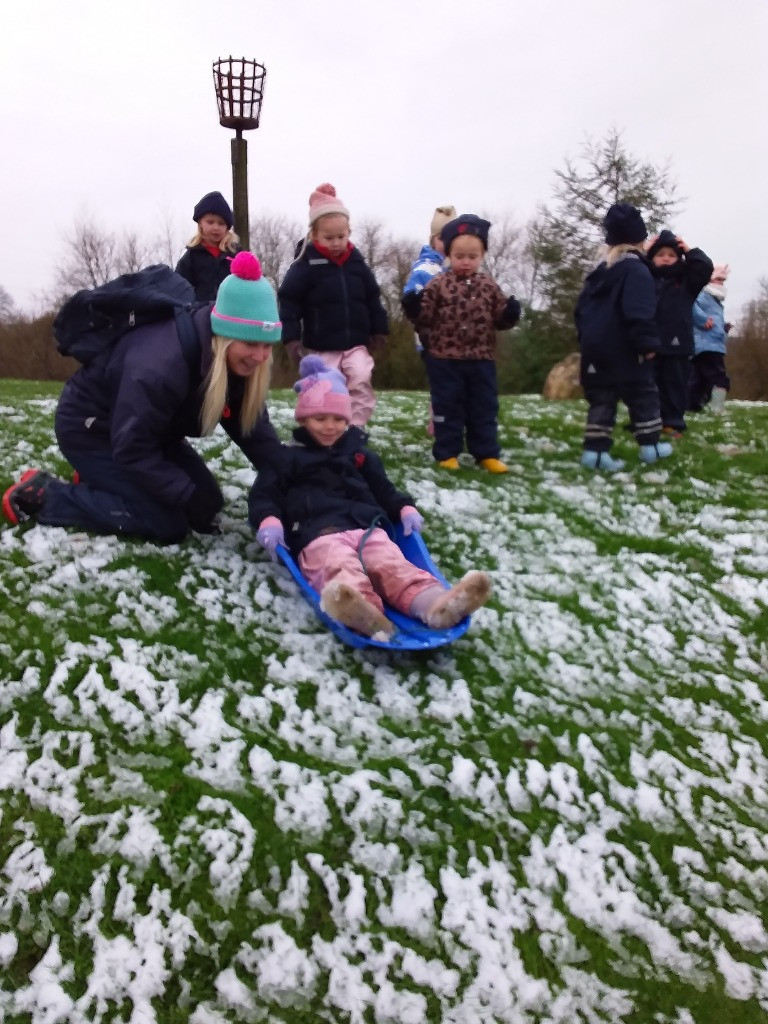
left=276, top=525, right=471, bottom=651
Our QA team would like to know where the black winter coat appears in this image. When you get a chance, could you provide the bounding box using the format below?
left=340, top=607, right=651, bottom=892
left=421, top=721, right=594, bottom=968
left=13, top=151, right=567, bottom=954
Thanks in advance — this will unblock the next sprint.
left=175, top=245, right=238, bottom=302
left=247, top=426, right=413, bottom=557
left=277, top=244, right=389, bottom=352
left=574, top=252, right=660, bottom=387
left=55, top=306, right=280, bottom=508
left=650, top=248, right=713, bottom=356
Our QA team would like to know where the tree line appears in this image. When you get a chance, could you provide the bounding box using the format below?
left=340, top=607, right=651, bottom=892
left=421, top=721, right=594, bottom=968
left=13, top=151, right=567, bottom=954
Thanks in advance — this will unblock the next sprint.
left=1, top=129, right=766, bottom=398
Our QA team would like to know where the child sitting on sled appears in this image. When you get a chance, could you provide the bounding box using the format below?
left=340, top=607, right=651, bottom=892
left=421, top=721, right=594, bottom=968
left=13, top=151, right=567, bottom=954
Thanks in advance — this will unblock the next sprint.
left=248, top=356, right=492, bottom=639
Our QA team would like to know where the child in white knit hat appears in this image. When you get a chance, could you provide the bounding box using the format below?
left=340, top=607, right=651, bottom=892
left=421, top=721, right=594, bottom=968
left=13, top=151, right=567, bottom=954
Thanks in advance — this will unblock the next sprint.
left=277, top=183, right=389, bottom=427
left=249, top=355, right=492, bottom=639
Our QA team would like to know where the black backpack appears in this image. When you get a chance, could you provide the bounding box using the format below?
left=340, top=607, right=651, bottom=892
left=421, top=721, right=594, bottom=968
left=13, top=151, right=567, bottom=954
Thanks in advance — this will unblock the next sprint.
left=53, top=264, right=202, bottom=370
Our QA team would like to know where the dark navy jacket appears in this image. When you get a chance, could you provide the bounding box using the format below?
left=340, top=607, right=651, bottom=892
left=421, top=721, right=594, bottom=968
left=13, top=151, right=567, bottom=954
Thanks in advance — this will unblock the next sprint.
left=55, top=306, right=280, bottom=508
left=247, top=426, right=413, bottom=557
left=650, top=249, right=713, bottom=356
left=574, top=252, right=660, bottom=387
left=277, top=244, right=389, bottom=352
left=175, top=245, right=238, bottom=302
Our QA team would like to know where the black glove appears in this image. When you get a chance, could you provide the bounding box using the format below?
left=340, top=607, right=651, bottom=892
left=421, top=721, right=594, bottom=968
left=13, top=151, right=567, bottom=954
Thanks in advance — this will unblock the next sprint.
left=401, top=290, right=423, bottom=322
left=503, top=295, right=522, bottom=327
left=184, top=488, right=222, bottom=534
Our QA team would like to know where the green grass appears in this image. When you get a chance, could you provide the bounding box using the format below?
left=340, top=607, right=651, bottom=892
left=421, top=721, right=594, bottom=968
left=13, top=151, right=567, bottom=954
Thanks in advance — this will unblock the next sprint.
left=1, top=378, right=768, bottom=1023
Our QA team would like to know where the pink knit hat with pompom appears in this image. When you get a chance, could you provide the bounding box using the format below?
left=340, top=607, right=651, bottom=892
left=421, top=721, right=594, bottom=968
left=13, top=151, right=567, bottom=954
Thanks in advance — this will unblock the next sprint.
left=294, top=355, right=352, bottom=422
left=308, top=183, right=349, bottom=227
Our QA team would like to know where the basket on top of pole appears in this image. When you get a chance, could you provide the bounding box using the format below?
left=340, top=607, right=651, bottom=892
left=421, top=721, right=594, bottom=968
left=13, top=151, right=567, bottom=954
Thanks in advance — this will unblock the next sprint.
left=212, top=56, right=267, bottom=253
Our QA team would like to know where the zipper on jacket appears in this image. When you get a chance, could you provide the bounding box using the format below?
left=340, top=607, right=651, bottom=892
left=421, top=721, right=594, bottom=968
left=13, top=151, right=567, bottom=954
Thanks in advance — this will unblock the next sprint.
left=339, top=266, right=351, bottom=346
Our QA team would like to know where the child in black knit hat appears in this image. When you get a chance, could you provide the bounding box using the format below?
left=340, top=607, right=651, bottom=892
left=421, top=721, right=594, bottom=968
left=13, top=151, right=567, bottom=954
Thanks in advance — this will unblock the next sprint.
left=574, top=203, right=672, bottom=471
left=175, top=191, right=240, bottom=301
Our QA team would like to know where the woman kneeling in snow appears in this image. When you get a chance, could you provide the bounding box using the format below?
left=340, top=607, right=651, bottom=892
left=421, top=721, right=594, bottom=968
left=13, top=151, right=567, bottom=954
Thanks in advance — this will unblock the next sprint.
left=3, top=253, right=282, bottom=543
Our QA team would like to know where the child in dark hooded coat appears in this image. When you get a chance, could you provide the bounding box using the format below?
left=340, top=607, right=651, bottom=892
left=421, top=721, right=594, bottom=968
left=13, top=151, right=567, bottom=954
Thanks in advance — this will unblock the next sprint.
left=574, top=203, right=672, bottom=471
left=646, top=230, right=713, bottom=437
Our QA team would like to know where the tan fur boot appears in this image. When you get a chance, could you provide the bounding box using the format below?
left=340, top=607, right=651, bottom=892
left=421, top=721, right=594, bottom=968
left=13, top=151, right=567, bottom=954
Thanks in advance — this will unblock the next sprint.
left=424, top=571, right=492, bottom=629
left=320, top=581, right=394, bottom=638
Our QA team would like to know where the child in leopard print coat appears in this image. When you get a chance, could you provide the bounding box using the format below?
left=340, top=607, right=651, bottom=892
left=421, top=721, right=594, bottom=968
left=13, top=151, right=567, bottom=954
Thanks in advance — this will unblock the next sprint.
left=408, top=214, right=521, bottom=473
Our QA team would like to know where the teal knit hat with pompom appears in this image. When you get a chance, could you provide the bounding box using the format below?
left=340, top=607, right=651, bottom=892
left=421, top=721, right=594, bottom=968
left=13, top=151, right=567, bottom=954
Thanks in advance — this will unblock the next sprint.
left=210, top=252, right=282, bottom=343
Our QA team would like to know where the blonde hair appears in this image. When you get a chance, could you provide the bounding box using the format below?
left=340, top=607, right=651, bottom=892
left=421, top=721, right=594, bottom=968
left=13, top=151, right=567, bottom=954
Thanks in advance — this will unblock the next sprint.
left=187, top=228, right=240, bottom=252
left=200, top=336, right=272, bottom=436
left=603, top=242, right=646, bottom=268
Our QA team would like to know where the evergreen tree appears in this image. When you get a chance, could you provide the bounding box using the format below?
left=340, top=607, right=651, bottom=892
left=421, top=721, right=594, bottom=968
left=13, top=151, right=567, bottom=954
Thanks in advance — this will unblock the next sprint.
left=526, top=128, right=681, bottom=385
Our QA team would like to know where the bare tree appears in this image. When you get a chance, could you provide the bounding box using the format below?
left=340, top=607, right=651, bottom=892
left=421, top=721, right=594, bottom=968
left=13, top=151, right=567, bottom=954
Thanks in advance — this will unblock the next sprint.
left=0, top=284, right=16, bottom=323
left=728, top=278, right=768, bottom=401
left=115, top=231, right=155, bottom=274
left=150, top=210, right=186, bottom=268
left=353, top=219, right=392, bottom=276
left=54, top=218, right=120, bottom=296
left=249, top=213, right=303, bottom=289
left=481, top=213, right=530, bottom=298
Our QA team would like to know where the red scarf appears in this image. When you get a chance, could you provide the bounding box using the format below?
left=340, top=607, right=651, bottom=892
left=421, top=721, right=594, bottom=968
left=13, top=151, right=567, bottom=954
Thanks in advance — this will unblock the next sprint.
left=203, top=243, right=221, bottom=258
left=314, top=241, right=353, bottom=266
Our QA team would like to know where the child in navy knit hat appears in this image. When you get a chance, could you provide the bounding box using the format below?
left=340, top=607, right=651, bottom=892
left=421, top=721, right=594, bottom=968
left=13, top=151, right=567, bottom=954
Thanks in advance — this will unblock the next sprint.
left=175, top=191, right=240, bottom=301
left=248, top=355, right=492, bottom=639
left=574, top=203, right=672, bottom=470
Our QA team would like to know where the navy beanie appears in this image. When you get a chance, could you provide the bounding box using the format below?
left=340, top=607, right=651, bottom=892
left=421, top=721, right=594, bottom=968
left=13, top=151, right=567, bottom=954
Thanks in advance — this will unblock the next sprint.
left=603, top=203, right=647, bottom=246
left=441, top=214, right=491, bottom=254
left=193, top=191, right=234, bottom=229
left=647, top=229, right=681, bottom=260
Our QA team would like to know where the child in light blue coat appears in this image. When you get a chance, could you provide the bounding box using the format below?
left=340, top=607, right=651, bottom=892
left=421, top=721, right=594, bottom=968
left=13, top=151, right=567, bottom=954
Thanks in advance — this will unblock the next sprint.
left=401, top=205, right=456, bottom=434
left=689, top=264, right=730, bottom=414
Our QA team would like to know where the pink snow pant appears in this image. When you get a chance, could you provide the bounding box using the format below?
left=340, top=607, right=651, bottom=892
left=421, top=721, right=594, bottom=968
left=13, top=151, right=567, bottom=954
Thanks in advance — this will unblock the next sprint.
left=298, top=528, right=439, bottom=614
left=307, top=346, right=376, bottom=427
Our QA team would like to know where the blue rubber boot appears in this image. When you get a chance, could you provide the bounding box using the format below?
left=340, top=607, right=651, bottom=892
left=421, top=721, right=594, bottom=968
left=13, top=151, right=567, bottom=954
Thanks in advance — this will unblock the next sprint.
left=639, top=441, right=674, bottom=464
left=580, top=450, right=625, bottom=472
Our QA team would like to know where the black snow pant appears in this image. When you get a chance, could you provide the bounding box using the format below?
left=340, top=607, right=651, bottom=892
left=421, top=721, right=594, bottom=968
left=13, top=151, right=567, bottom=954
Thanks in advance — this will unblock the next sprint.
left=36, top=442, right=222, bottom=543
left=425, top=355, right=500, bottom=462
left=655, top=353, right=691, bottom=433
left=583, top=378, right=662, bottom=452
left=688, top=352, right=730, bottom=411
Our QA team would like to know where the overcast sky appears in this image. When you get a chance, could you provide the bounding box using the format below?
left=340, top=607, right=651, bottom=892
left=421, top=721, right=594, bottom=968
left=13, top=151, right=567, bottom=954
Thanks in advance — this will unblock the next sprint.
left=3, top=1, right=767, bottom=318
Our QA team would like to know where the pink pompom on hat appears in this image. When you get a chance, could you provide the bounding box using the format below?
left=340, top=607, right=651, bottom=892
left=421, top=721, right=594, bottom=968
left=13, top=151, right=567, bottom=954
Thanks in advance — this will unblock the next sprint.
left=308, top=183, right=349, bottom=227
left=210, top=252, right=282, bottom=344
left=294, top=355, right=352, bottom=422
